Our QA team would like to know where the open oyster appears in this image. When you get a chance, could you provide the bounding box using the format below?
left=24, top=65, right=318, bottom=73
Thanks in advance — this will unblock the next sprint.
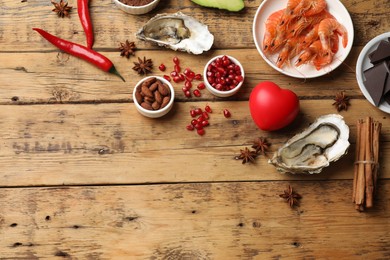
left=136, top=12, right=214, bottom=55
left=269, top=114, right=350, bottom=174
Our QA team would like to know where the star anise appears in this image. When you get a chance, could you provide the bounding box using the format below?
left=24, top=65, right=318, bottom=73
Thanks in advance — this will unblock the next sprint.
left=235, top=147, right=258, bottom=164
left=252, top=137, right=270, bottom=155
left=132, top=56, right=153, bottom=75
left=51, top=0, right=72, bottom=18
left=333, top=91, right=350, bottom=112
left=119, top=40, right=136, bottom=58
left=279, top=185, right=302, bottom=208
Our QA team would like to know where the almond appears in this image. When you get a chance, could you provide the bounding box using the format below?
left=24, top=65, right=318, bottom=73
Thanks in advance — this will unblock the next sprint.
left=160, top=96, right=170, bottom=109
left=135, top=91, right=143, bottom=105
left=149, top=82, right=159, bottom=92
left=144, top=96, right=154, bottom=104
left=141, top=102, right=153, bottom=110
left=158, top=82, right=169, bottom=96
left=152, top=101, right=161, bottom=110
left=154, top=90, right=163, bottom=104
left=143, top=77, right=157, bottom=87
left=141, top=85, right=153, bottom=98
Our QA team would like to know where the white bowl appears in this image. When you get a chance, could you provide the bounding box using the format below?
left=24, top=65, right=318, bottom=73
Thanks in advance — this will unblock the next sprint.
left=133, top=76, right=175, bottom=118
left=356, top=32, right=390, bottom=113
left=203, top=55, right=245, bottom=98
left=113, top=0, right=160, bottom=15
left=252, top=0, right=354, bottom=78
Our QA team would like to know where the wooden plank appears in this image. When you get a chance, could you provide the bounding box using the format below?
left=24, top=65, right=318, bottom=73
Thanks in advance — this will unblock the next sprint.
left=0, top=0, right=389, bottom=51
left=0, top=100, right=389, bottom=187
left=0, top=48, right=363, bottom=104
left=0, top=180, right=390, bottom=259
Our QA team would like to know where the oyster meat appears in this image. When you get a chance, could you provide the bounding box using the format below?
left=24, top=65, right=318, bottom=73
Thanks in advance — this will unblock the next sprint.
left=136, top=12, right=214, bottom=55
left=269, top=114, right=350, bottom=174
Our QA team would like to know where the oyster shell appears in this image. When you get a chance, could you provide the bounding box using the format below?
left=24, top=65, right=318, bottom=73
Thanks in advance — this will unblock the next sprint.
left=269, top=114, right=350, bottom=174
left=136, top=12, right=214, bottom=55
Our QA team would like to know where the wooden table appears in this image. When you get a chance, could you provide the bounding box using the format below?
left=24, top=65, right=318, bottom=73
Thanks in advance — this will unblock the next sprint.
left=1, top=0, right=390, bottom=258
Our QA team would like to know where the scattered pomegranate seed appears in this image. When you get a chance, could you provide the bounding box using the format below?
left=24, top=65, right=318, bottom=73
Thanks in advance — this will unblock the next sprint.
left=163, top=75, right=171, bottom=82
left=223, top=108, right=231, bottom=118
left=194, top=74, right=202, bottom=80
left=179, top=73, right=185, bottom=81
left=159, top=63, right=166, bottom=71
left=205, top=105, right=212, bottom=113
left=170, top=71, right=178, bottom=77
left=194, top=108, right=202, bottom=115
left=191, top=119, right=197, bottom=126
left=193, top=89, right=201, bottom=97
left=184, top=90, right=191, bottom=98
left=197, top=82, right=205, bottom=90
left=185, top=80, right=192, bottom=89
left=186, top=124, right=194, bottom=131
left=197, top=128, right=205, bottom=136
left=184, top=68, right=192, bottom=76
left=202, top=111, right=209, bottom=119
left=201, top=120, right=209, bottom=127
left=173, top=56, right=179, bottom=65
left=173, top=76, right=181, bottom=83
left=194, top=123, right=203, bottom=130
left=190, top=109, right=197, bottom=117
left=174, top=64, right=181, bottom=73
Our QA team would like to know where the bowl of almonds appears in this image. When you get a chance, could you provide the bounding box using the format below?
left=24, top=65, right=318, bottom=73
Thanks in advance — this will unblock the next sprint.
left=133, top=76, right=174, bottom=118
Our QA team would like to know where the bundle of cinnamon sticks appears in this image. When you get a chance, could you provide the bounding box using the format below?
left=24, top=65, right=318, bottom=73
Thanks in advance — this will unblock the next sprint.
left=352, top=117, right=381, bottom=211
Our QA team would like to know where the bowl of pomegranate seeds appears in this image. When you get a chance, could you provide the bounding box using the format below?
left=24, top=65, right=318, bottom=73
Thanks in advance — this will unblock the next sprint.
left=113, top=0, right=160, bottom=15
left=133, top=76, right=175, bottom=118
left=204, top=55, right=245, bottom=97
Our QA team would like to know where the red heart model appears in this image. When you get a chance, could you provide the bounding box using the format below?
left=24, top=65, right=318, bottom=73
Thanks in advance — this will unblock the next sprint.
left=249, top=81, right=299, bottom=131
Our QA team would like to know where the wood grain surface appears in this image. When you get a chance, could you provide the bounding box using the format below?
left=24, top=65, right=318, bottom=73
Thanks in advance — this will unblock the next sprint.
left=1, top=0, right=390, bottom=258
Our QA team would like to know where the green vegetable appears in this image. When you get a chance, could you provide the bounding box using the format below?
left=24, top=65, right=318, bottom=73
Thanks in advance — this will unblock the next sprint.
left=191, top=0, right=244, bottom=12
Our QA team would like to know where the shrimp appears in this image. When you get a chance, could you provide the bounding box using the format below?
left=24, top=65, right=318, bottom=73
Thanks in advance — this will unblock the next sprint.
left=280, top=0, right=301, bottom=27
left=290, top=10, right=333, bottom=37
left=295, top=40, right=322, bottom=67
left=263, top=9, right=285, bottom=54
left=310, top=33, right=340, bottom=70
left=318, top=18, right=348, bottom=54
left=302, top=0, right=327, bottom=17
left=276, top=36, right=301, bottom=68
left=299, top=23, right=320, bottom=52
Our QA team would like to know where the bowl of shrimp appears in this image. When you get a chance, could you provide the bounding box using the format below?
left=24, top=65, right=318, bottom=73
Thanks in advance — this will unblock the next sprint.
left=252, top=0, right=354, bottom=78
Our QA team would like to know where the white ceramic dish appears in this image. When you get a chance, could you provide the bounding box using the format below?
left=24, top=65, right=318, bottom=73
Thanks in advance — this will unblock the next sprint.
left=113, top=0, right=160, bottom=15
left=356, top=32, right=390, bottom=113
left=252, top=0, right=354, bottom=78
left=133, top=76, right=174, bottom=118
left=203, top=55, right=245, bottom=98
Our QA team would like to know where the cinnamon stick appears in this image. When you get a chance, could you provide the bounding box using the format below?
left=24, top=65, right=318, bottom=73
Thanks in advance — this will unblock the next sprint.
left=352, top=117, right=381, bottom=211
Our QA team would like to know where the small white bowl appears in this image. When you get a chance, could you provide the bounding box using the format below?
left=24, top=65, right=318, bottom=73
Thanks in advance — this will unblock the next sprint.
left=113, top=0, right=160, bottom=15
left=133, top=76, right=175, bottom=118
left=203, top=55, right=245, bottom=98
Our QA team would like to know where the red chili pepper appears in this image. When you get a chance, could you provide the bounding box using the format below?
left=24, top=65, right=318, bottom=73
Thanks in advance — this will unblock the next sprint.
left=77, top=0, right=94, bottom=49
left=33, top=28, right=125, bottom=82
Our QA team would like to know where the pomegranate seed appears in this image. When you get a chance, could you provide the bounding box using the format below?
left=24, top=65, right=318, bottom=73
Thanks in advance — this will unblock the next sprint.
left=194, top=74, right=202, bottom=80
left=190, top=109, right=197, bottom=117
left=205, top=105, right=212, bottom=113
left=173, top=56, right=179, bottom=65
left=197, top=82, right=205, bottom=90
left=182, top=86, right=189, bottom=92
left=223, top=109, right=231, bottom=118
left=197, top=128, right=205, bottom=136
left=174, top=64, right=181, bottom=73
left=186, top=124, right=194, bottom=131
left=173, top=76, right=181, bottom=83
left=163, top=75, right=171, bottom=82
left=201, top=120, right=209, bottom=127
left=188, top=71, right=195, bottom=79
left=179, top=73, right=185, bottom=81
left=202, top=111, right=209, bottom=119
left=170, top=71, right=178, bottom=77
left=185, top=80, right=192, bottom=88
left=194, top=123, right=203, bottom=130
left=193, top=89, right=201, bottom=97
left=191, top=119, right=197, bottom=126
left=159, top=63, right=166, bottom=71
left=235, top=75, right=243, bottom=82
left=184, top=90, right=191, bottom=98
left=194, top=108, right=202, bottom=115
left=183, top=68, right=191, bottom=76
left=197, top=115, right=204, bottom=122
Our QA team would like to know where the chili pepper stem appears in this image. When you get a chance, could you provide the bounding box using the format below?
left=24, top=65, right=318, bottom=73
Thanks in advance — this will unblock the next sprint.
left=109, top=66, right=126, bottom=82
